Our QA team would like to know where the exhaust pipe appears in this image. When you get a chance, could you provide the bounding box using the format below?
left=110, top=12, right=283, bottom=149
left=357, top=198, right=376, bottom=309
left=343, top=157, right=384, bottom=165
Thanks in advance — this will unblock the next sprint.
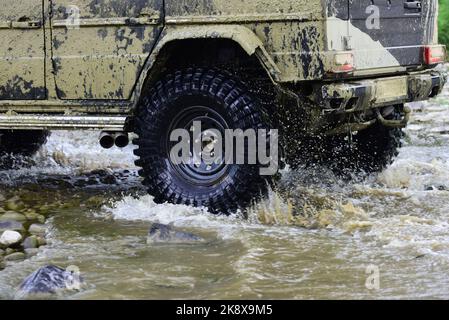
left=99, top=131, right=115, bottom=149
left=114, top=132, right=129, bottom=148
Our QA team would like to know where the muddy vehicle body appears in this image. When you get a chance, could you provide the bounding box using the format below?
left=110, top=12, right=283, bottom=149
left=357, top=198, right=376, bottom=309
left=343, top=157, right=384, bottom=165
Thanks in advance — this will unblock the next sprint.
left=0, top=0, right=447, bottom=213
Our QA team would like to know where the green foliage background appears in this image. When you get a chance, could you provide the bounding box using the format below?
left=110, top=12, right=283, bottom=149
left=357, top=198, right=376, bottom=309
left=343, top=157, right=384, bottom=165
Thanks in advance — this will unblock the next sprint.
left=440, top=0, right=449, bottom=50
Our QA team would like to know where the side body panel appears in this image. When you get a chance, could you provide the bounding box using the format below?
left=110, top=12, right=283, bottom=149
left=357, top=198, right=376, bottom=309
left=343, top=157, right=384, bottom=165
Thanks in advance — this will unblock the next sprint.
left=0, top=0, right=46, bottom=100
left=50, top=0, right=163, bottom=100
left=164, top=0, right=326, bottom=82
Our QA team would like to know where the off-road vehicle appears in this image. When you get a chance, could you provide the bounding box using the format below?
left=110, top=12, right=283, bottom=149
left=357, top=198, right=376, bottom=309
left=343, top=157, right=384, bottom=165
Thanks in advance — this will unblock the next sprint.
left=0, top=0, right=447, bottom=213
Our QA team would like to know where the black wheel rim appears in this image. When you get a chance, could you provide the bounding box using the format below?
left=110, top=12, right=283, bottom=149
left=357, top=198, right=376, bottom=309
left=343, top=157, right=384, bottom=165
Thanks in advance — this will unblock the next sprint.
left=167, top=105, right=230, bottom=187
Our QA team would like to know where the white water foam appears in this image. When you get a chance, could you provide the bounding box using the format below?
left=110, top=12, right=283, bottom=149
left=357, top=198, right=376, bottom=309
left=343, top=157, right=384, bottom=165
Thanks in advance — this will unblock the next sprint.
left=40, top=131, right=138, bottom=172
left=0, top=131, right=138, bottom=183
left=102, top=194, right=251, bottom=240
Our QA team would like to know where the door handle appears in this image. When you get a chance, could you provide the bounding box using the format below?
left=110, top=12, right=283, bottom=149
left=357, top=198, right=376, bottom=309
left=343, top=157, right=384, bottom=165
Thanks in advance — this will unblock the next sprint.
left=11, top=20, right=42, bottom=29
left=404, top=1, right=422, bottom=10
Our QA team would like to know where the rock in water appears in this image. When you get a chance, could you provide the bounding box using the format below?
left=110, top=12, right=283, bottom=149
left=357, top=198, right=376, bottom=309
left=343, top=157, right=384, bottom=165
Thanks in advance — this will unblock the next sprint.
left=4, top=252, right=25, bottom=262
left=0, top=212, right=27, bottom=223
left=147, top=223, right=204, bottom=244
left=28, top=224, right=47, bottom=236
left=23, top=236, right=39, bottom=249
left=0, top=221, right=25, bottom=233
left=15, top=265, right=82, bottom=299
left=0, top=230, right=22, bottom=246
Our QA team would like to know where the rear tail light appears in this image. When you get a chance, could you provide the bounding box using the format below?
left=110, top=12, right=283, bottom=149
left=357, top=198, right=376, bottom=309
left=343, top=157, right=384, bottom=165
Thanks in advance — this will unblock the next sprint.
left=330, top=51, right=355, bottom=73
left=424, top=45, right=447, bottom=65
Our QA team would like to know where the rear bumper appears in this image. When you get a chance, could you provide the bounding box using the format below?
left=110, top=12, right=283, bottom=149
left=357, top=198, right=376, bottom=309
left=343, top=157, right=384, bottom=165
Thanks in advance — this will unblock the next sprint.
left=313, top=70, right=447, bottom=112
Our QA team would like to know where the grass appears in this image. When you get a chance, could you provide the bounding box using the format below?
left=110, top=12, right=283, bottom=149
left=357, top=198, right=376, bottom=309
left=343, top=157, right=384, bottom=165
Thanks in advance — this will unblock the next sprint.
left=439, top=0, right=449, bottom=51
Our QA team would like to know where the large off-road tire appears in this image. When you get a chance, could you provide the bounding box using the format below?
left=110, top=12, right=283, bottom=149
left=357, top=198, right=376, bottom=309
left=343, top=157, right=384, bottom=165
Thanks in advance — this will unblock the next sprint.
left=323, top=122, right=404, bottom=175
left=286, top=108, right=405, bottom=175
left=0, top=130, right=49, bottom=156
left=133, top=68, right=276, bottom=214
left=0, top=130, right=49, bottom=168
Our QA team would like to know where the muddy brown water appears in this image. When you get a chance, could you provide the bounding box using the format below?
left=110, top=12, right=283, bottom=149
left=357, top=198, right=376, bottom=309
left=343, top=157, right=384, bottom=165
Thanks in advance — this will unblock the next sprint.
left=0, top=79, right=449, bottom=299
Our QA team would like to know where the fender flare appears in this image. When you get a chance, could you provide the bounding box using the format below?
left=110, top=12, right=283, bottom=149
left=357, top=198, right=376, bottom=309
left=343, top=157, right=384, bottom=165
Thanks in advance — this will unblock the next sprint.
left=132, top=25, right=282, bottom=106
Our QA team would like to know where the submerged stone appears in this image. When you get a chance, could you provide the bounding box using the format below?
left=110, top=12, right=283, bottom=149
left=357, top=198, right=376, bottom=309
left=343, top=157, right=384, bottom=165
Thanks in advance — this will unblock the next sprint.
left=23, top=236, right=39, bottom=249
left=0, top=212, right=26, bottom=223
left=147, top=223, right=205, bottom=244
left=15, top=265, right=83, bottom=299
left=36, top=236, right=47, bottom=246
left=28, top=224, right=46, bottom=236
left=0, top=220, right=25, bottom=233
left=5, top=198, right=24, bottom=212
left=24, top=248, right=39, bottom=258
left=5, top=248, right=15, bottom=255
left=4, top=252, right=25, bottom=262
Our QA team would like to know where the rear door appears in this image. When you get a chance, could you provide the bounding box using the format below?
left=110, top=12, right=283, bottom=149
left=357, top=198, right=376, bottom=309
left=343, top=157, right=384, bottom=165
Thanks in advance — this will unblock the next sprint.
left=0, top=0, right=46, bottom=100
left=348, top=0, right=438, bottom=71
left=50, top=0, right=163, bottom=100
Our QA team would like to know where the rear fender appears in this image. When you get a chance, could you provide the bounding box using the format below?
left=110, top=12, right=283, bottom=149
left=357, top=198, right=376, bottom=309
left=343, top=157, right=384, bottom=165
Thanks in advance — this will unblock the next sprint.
left=132, top=25, right=281, bottom=107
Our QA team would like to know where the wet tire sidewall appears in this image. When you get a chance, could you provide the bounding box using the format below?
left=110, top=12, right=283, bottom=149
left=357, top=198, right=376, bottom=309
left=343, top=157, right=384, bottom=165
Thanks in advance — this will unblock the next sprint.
left=134, top=68, right=272, bottom=213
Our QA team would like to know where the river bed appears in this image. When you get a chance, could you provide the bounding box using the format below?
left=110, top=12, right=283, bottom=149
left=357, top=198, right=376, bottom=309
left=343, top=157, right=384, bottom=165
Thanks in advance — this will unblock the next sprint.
left=0, top=77, right=448, bottom=299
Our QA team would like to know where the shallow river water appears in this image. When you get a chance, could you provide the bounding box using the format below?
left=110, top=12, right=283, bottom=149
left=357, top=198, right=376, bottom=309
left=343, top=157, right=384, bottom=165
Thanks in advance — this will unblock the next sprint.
left=0, top=77, right=448, bottom=299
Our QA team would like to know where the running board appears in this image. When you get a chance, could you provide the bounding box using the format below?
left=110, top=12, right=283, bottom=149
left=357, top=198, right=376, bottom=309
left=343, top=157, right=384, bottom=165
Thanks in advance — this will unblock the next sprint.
left=0, top=114, right=127, bottom=131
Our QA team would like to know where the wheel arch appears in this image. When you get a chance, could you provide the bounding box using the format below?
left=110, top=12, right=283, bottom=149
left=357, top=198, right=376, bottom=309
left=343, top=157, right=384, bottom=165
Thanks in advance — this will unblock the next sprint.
left=131, top=25, right=282, bottom=111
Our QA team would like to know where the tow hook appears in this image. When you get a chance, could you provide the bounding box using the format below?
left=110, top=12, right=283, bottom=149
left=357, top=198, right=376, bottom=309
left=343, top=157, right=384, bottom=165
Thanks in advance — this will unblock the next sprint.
left=375, top=105, right=411, bottom=128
